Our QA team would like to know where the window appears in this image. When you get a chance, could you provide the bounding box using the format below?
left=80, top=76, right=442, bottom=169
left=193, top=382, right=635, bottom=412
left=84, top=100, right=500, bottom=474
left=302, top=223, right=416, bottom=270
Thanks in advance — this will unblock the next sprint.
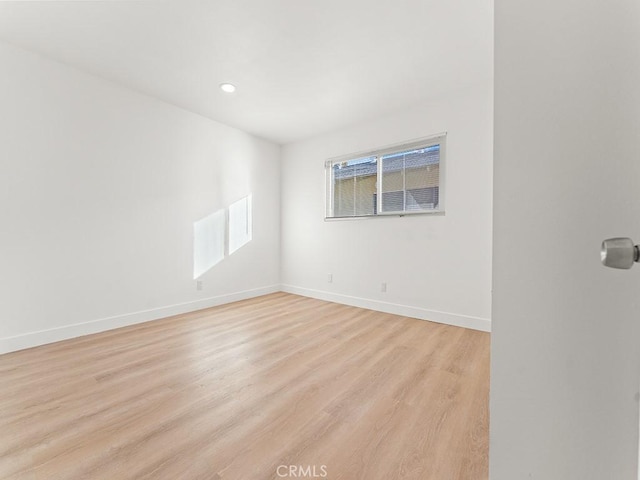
left=325, top=134, right=445, bottom=218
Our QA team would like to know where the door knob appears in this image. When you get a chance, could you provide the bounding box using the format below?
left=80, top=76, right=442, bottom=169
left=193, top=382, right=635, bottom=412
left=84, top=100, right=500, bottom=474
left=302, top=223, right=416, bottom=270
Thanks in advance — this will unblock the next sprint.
left=601, top=237, right=640, bottom=269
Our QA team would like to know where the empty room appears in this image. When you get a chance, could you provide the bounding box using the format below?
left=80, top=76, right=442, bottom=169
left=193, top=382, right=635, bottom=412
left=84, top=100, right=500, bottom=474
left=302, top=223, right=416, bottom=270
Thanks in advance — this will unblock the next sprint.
left=2, top=1, right=640, bottom=479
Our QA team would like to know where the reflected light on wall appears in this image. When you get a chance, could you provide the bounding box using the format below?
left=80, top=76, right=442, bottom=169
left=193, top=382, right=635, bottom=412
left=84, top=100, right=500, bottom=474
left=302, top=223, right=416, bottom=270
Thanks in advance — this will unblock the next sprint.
left=193, top=209, right=225, bottom=279
left=229, top=194, right=252, bottom=255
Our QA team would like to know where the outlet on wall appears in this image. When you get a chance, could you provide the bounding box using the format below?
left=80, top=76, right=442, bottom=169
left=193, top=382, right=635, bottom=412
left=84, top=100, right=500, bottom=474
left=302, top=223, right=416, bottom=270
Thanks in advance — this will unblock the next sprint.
left=381, top=282, right=387, bottom=293
left=196, top=280, right=204, bottom=291
left=327, top=273, right=333, bottom=283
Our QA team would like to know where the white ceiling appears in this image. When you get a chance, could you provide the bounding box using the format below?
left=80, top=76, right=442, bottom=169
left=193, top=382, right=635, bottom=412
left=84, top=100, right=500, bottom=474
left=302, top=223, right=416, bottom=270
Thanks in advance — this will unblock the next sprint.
left=0, top=1, right=493, bottom=145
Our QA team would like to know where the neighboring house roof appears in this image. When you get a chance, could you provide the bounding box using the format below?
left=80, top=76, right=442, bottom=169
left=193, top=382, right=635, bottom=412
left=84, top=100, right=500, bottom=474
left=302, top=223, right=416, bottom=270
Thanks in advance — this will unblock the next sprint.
left=333, top=148, right=440, bottom=180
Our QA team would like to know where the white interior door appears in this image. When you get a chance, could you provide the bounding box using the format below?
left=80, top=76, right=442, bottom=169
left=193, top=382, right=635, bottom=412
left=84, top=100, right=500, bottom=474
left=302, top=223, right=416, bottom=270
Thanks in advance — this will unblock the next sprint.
left=492, top=1, right=640, bottom=479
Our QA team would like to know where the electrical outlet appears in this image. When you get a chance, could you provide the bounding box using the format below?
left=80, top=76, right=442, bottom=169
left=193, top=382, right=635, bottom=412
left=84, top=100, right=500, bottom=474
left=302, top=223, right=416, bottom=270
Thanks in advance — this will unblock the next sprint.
left=381, top=282, right=387, bottom=293
left=327, top=273, right=333, bottom=283
left=196, top=280, right=204, bottom=291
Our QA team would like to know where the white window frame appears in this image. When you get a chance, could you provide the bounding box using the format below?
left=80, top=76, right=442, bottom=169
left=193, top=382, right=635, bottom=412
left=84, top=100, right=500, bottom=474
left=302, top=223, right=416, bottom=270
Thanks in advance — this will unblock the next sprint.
left=325, top=133, right=446, bottom=219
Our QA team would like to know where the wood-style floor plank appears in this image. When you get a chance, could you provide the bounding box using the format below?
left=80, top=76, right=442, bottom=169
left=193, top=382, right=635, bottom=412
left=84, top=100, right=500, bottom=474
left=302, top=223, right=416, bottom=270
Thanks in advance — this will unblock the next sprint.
left=0, top=292, right=489, bottom=480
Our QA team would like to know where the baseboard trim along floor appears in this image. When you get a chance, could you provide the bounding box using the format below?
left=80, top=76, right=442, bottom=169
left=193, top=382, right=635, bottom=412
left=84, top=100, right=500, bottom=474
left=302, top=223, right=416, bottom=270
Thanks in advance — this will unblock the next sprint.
left=1, top=284, right=490, bottom=355
left=280, top=284, right=491, bottom=333
left=0, top=285, right=280, bottom=355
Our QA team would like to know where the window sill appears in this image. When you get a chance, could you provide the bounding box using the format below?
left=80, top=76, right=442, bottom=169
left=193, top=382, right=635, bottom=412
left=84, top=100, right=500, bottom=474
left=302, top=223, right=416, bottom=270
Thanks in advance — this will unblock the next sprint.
left=324, top=210, right=445, bottom=221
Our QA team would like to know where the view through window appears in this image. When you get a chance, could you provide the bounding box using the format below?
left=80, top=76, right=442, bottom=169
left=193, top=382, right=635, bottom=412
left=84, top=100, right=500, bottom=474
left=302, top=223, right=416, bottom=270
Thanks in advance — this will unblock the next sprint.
left=326, top=135, right=445, bottom=218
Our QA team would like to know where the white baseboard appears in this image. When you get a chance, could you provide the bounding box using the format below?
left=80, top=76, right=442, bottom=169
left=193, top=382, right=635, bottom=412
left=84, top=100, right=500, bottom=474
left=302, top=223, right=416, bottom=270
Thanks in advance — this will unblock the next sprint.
left=0, top=283, right=490, bottom=355
left=0, top=285, right=280, bottom=355
left=280, top=285, right=491, bottom=333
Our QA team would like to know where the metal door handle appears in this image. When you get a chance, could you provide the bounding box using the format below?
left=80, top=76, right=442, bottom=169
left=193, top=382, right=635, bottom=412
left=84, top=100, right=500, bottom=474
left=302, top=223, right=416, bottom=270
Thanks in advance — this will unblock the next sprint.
left=601, top=237, right=640, bottom=269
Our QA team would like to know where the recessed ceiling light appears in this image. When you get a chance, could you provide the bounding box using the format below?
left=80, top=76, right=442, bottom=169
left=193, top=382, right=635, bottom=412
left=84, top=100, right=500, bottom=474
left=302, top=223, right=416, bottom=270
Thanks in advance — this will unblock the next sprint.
left=220, top=83, right=236, bottom=93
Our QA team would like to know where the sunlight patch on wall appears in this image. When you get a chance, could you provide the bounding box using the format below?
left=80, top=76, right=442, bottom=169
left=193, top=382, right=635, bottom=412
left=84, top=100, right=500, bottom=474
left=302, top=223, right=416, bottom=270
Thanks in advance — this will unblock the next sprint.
left=193, top=209, right=225, bottom=279
left=229, top=194, right=252, bottom=255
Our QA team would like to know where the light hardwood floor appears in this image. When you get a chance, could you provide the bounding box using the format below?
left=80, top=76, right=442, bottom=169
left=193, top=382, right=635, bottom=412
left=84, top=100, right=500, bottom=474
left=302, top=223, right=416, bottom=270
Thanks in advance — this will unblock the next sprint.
left=0, top=293, right=489, bottom=480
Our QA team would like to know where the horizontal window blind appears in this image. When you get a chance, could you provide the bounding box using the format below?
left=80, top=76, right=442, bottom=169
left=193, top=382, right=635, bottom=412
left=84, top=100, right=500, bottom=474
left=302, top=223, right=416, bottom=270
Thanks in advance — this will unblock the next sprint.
left=380, top=145, right=440, bottom=213
left=332, top=156, right=377, bottom=217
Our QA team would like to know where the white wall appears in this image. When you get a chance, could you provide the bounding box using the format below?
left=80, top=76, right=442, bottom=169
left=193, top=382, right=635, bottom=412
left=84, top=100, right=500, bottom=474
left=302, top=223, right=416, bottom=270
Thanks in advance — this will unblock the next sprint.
left=280, top=83, right=493, bottom=331
left=0, top=41, right=281, bottom=354
left=492, top=1, right=640, bottom=478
